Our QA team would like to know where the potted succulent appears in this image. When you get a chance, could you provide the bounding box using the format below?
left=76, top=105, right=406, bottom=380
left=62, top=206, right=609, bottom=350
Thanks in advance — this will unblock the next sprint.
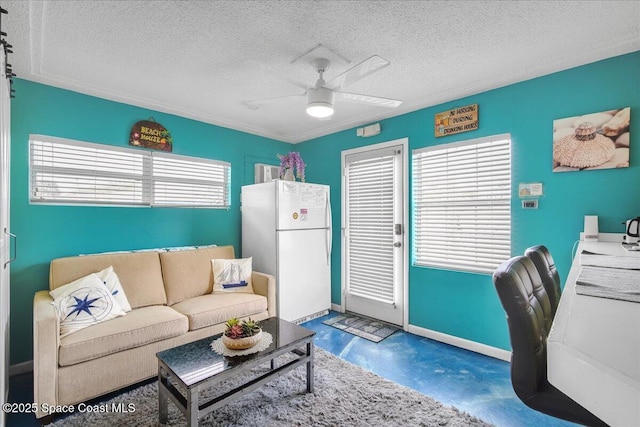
left=222, top=318, right=263, bottom=350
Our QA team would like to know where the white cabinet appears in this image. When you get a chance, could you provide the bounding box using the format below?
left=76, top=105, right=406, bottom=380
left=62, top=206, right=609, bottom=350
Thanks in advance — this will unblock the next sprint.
left=547, top=236, right=640, bottom=426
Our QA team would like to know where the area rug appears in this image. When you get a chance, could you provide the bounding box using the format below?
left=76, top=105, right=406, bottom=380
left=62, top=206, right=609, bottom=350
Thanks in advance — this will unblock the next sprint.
left=322, top=312, right=400, bottom=342
left=51, top=348, right=491, bottom=426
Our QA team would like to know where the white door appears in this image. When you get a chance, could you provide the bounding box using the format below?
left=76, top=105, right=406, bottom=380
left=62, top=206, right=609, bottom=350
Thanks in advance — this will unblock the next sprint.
left=277, top=181, right=328, bottom=230
left=277, top=228, right=331, bottom=322
left=0, top=48, right=11, bottom=427
left=342, top=139, right=407, bottom=326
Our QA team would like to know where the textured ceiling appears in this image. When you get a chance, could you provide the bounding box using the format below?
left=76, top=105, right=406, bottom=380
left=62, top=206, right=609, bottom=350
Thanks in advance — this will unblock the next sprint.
left=4, top=1, right=640, bottom=143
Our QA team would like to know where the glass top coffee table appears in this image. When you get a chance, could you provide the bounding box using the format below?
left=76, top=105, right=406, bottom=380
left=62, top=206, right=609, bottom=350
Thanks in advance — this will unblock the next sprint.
left=156, top=317, right=315, bottom=426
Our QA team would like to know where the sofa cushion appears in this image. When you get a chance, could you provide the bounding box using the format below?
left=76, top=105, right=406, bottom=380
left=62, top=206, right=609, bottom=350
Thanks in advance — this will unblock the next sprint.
left=171, top=293, right=268, bottom=331
left=58, top=305, right=188, bottom=367
left=160, top=246, right=235, bottom=305
left=96, top=266, right=132, bottom=312
left=50, top=251, right=167, bottom=309
left=212, top=257, right=254, bottom=294
left=50, top=273, right=126, bottom=338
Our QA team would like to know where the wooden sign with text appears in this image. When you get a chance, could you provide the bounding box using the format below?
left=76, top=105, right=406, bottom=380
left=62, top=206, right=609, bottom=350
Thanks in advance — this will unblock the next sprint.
left=129, top=119, right=173, bottom=151
left=434, top=104, right=478, bottom=137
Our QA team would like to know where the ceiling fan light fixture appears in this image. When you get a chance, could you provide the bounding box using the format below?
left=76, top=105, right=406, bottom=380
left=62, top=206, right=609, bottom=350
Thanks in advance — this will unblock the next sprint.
left=306, top=102, right=334, bottom=118
left=306, top=87, right=335, bottom=118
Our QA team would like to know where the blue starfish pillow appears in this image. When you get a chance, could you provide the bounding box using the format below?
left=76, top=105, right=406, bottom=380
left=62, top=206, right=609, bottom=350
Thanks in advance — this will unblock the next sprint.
left=50, top=273, right=126, bottom=337
left=96, top=266, right=132, bottom=312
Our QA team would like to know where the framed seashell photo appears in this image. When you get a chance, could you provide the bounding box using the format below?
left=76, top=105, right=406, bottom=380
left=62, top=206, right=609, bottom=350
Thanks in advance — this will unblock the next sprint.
left=552, top=107, right=630, bottom=172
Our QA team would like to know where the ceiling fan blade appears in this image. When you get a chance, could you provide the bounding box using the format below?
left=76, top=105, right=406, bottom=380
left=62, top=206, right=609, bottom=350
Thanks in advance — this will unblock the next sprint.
left=255, top=61, right=308, bottom=91
left=337, top=91, right=402, bottom=108
left=327, top=55, right=390, bottom=90
left=241, top=93, right=305, bottom=110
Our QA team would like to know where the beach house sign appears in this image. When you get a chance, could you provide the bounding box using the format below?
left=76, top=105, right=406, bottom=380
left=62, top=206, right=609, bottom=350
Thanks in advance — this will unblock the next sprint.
left=129, top=118, right=173, bottom=151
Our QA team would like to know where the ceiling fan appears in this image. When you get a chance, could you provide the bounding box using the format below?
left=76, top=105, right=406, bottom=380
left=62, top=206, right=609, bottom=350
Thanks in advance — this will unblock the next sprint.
left=245, top=55, right=402, bottom=119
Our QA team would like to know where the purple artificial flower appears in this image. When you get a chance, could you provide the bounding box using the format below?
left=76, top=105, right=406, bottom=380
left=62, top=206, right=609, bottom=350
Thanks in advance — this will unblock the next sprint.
left=277, top=152, right=305, bottom=181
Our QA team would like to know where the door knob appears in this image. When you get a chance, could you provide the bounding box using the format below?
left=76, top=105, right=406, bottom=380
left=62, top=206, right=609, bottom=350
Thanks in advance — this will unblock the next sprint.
left=393, top=242, right=401, bottom=247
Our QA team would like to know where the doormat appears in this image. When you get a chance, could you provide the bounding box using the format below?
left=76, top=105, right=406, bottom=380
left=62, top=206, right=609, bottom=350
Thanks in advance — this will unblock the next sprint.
left=323, top=313, right=400, bottom=343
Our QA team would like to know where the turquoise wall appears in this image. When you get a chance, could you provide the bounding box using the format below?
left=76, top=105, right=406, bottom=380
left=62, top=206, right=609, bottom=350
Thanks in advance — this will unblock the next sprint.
left=298, top=51, right=640, bottom=350
left=9, top=80, right=290, bottom=363
left=9, top=51, right=639, bottom=364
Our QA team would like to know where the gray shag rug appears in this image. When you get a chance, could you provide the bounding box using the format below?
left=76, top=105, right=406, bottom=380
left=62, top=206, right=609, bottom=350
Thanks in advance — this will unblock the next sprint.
left=51, top=348, right=491, bottom=426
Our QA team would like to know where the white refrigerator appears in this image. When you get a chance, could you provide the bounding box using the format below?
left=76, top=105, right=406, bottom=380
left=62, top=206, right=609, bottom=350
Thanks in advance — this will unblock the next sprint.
left=241, top=180, right=331, bottom=323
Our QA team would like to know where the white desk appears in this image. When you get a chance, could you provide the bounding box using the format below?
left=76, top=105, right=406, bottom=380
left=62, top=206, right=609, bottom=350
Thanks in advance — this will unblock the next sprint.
left=547, top=235, right=640, bottom=427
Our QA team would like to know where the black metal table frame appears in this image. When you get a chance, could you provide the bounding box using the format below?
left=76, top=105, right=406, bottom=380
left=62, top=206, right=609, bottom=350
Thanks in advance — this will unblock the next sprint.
left=158, top=336, right=314, bottom=426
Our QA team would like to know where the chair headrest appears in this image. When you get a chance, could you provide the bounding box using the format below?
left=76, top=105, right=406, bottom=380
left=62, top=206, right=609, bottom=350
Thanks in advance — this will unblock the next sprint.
left=524, top=245, right=561, bottom=315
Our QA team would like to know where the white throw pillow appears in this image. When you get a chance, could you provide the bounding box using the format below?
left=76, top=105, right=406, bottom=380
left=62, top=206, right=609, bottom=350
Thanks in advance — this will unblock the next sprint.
left=211, top=258, right=254, bottom=294
left=50, top=273, right=126, bottom=337
left=96, top=266, right=132, bottom=312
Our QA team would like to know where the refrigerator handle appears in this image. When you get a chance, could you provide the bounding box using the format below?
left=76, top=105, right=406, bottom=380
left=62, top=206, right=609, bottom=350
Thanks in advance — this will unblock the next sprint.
left=325, top=194, right=332, bottom=265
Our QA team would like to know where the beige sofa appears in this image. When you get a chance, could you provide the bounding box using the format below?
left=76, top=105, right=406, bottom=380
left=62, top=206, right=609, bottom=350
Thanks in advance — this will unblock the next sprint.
left=32, top=245, right=275, bottom=420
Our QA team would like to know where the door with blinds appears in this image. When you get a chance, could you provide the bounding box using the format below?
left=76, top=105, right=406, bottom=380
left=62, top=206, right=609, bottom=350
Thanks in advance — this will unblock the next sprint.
left=342, top=141, right=405, bottom=326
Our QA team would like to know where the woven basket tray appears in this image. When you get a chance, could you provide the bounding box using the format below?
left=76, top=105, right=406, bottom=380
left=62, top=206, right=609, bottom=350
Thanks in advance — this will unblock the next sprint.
left=222, top=330, right=263, bottom=350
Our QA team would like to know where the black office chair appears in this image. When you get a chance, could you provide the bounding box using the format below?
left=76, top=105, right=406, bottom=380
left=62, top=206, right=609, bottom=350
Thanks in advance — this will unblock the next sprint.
left=493, top=256, right=608, bottom=427
left=525, top=245, right=562, bottom=318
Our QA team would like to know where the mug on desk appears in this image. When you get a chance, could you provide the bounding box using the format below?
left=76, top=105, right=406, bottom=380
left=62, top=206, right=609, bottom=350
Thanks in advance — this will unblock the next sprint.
left=624, top=218, right=640, bottom=244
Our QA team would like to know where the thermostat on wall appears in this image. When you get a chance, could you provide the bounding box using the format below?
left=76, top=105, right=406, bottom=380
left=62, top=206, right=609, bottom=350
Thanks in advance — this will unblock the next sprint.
left=522, top=199, right=538, bottom=209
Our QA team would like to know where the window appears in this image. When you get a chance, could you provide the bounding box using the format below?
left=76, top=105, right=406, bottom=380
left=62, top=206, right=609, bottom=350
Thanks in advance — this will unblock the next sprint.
left=29, top=134, right=231, bottom=208
left=412, top=134, right=511, bottom=274
left=152, top=152, right=230, bottom=207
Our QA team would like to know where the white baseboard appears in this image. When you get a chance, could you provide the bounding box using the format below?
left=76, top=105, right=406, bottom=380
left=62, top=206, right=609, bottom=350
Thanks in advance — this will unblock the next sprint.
left=293, top=309, right=329, bottom=324
left=407, top=324, right=511, bottom=362
left=9, top=360, right=33, bottom=376
left=326, top=305, right=509, bottom=361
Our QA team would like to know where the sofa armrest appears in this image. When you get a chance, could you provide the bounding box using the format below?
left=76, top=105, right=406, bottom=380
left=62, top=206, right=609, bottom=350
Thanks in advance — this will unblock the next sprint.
left=33, top=290, right=59, bottom=419
left=251, top=271, right=276, bottom=317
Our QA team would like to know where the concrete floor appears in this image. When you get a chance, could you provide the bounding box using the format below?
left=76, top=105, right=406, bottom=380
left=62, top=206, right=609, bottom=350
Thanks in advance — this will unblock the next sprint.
left=6, top=311, right=577, bottom=426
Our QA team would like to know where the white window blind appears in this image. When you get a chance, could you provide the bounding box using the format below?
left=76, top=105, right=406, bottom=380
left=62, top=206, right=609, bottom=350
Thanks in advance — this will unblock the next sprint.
left=152, top=152, right=230, bottom=207
left=412, top=135, right=511, bottom=274
left=30, top=136, right=149, bottom=205
left=29, top=134, right=231, bottom=208
left=346, top=153, right=396, bottom=303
